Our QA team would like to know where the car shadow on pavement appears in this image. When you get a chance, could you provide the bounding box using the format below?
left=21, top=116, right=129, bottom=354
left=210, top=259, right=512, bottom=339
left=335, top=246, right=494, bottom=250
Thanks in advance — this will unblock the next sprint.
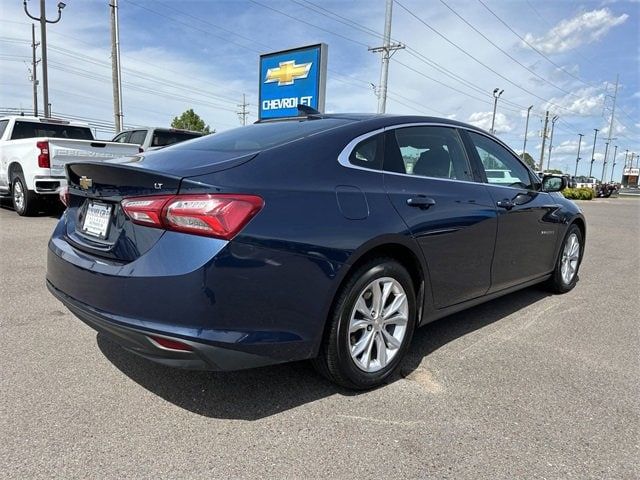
left=97, top=285, right=552, bottom=421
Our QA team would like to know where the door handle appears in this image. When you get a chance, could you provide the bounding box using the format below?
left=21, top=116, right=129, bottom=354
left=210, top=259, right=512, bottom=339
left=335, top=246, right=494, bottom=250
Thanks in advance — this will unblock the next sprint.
left=407, top=196, right=436, bottom=209
left=496, top=199, right=515, bottom=210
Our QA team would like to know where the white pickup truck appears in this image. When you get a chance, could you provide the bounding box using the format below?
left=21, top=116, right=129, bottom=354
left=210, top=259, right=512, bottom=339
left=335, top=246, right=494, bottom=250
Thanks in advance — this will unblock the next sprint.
left=0, top=116, right=140, bottom=216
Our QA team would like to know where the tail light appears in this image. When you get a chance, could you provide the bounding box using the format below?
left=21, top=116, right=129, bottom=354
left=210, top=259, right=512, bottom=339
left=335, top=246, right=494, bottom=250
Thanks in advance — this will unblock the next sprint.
left=58, top=185, right=69, bottom=207
left=37, top=141, right=50, bottom=168
left=121, top=194, right=264, bottom=240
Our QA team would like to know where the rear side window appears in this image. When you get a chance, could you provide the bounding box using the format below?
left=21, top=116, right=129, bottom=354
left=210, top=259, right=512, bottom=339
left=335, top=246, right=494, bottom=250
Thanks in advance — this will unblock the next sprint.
left=0, top=120, right=8, bottom=139
left=10, top=121, right=94, bottom=140
left=169, top=118, right=352, bottom=152
left=349, top=134, right=383, bottom=170
left=468, top=131, right=533, bottom=190
left=384, top=126, right=472, bottom=181
left=152, top=130, right=202, bottom=147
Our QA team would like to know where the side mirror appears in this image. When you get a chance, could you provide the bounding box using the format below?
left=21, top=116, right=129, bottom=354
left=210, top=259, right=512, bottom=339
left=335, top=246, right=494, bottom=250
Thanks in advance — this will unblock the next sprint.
left=542, top=175, right=567, bottom=192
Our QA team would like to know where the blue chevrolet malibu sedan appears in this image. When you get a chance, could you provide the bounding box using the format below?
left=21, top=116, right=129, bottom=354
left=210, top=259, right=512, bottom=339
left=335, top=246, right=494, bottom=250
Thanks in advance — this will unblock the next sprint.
left=47, top=113, right=585, bottom=389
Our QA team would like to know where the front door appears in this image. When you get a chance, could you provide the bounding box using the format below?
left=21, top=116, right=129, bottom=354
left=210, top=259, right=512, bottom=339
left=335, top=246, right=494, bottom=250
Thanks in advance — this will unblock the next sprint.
left=382, top=126, right=497, bottom=309
left=464, top=130, right=562, bottom=292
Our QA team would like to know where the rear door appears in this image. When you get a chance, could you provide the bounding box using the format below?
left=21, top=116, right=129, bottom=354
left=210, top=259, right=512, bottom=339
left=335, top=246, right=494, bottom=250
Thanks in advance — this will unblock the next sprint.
left=382, top=125, right=497, bottom=309
left=464, top=130, right=561, bottom=292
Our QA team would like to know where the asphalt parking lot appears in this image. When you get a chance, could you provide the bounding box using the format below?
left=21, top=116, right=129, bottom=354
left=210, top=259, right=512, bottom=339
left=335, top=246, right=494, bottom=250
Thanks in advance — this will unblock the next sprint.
left=1, top=198, right=638, bottom=479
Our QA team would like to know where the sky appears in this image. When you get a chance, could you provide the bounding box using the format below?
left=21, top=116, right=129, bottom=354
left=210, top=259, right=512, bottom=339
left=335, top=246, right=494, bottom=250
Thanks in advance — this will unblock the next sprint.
left=0, top=0, right=638, bottom=178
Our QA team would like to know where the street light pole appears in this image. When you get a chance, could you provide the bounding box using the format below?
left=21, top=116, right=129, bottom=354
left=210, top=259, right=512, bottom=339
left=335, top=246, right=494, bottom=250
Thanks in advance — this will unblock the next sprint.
left=490, top=88, right=504, bottom=134
left=521, top=105, right=533, bottom=157
left=589, top=128, right=599, bottom=177
left=23, top=0, right=66, bottom=118
left=546, top=115, right=559, bottom=171
left=574, top=133, right=583, bottom=177
left=610, top=145, right=618, bottom=183
left=601, top=141, right=610, bottom=182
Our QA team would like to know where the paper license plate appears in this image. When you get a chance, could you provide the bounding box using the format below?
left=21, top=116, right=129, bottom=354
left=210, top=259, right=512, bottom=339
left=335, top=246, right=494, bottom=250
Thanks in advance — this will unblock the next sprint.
left=82, top=202, right=112, bottom=239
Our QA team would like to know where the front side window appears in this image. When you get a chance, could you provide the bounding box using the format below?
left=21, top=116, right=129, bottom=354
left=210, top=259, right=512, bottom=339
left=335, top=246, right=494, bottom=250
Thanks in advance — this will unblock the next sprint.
left=468, top=131, right=533, bottom=190
left=384, top=126, right=472, bottom=181
left=128, top=130, right=147, bottom=146
left=112, top=132, right=129, bottom=143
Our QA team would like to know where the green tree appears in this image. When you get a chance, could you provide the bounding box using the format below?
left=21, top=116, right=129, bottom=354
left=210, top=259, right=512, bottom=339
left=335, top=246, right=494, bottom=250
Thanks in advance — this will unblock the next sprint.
left=171, top=109, right=212, bottom=134
left=520, top=152, right=536, bottom=169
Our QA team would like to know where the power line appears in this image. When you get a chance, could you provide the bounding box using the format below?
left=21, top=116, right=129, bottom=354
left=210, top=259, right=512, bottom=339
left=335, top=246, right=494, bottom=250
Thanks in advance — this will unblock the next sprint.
left=394, top=1, right=585, bottom=116
left=477, top=0, right=597, bottom=89
left=439, top=0, right=578, bottom=97
left=248, top=0, right=369, bottom=47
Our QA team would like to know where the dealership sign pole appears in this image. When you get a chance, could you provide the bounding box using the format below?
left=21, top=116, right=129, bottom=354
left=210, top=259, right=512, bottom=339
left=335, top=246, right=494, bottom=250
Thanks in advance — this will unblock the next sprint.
left=258, top=44, right=328, bottom=121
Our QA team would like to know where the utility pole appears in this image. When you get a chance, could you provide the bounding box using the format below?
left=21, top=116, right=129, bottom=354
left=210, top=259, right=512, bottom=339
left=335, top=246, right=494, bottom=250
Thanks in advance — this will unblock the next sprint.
left=546, top=115, right=559, bottom=171
left=601, top=141, right=610, bottom=182
left=110, top=0, right=123, bottom=132
left=589, top=128, right=599, bottom=177
left=602, top=74, right=619, bottom=175
left=521, top=105, right=533, bottom=157
left=623, top=149, right=629, bottom=168
left=369, top=0, right=404, bottom=113
left=30, top=23, right=40, bottom=116
left=610, top=145, right=618, bottom=182
left=574, top=133, right=583, bottom=176
left=490, top=88, right=504, bottom=134
left=24, top=0, right=66, bottom=118
left=539, top=110, right=549, bottom=171
left=237, top=94, right=249, bottom=126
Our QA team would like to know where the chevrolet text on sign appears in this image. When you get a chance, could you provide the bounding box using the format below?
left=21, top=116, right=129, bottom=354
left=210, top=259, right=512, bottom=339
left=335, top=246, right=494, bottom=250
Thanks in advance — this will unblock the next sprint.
left=258, top=44, right=328, bottom=121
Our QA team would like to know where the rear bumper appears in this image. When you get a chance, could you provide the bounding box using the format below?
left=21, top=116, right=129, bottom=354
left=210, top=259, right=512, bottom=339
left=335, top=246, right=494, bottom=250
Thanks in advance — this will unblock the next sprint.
left=47, top=280, right=291, bottom=371
left=33, top=175, right=66, bottom=194
left=46, top=215, right=344, bottom=370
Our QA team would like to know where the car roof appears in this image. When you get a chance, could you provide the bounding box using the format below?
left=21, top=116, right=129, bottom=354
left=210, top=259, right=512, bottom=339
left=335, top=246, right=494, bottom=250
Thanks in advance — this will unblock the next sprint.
left=289, top=112, right=492, bottom=135
left=0, top=115, right=90, bottom=128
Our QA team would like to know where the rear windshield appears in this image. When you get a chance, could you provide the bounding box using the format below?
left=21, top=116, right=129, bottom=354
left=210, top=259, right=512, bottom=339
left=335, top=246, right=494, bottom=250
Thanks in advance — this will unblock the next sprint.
left=169, top=118, right=352, bottom=153
left=10, top=121, right=94, bottom=140
left=152, top=130, right=202, bottom=147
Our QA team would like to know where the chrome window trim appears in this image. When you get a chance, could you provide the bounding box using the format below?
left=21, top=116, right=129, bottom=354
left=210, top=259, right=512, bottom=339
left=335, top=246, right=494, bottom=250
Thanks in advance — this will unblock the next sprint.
left=336, top=122, right=537, bottom=191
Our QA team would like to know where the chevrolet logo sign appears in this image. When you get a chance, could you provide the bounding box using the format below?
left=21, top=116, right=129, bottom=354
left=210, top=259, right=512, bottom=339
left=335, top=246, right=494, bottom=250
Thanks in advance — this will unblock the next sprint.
left=79, top=176, right=93, bottom=190
left=265, top=60, right=312, bottom=86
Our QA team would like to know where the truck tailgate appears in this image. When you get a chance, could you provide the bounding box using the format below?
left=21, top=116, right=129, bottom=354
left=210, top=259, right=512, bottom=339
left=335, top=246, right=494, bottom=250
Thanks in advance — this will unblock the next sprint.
left=48, top=139, right=140, bottom=177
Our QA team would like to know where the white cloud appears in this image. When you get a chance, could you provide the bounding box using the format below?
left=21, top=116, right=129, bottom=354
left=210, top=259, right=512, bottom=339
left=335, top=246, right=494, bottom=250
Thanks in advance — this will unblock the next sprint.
left=524, top=9, right=628, bottom=54
left=544, top=86, right=605, bottom=116
left=467, top=111, right=513, bottom=133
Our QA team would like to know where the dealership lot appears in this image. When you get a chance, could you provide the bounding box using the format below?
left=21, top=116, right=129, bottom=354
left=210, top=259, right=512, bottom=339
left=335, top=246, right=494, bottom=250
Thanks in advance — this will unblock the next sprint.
left=1, top=199, right=638, bottom=479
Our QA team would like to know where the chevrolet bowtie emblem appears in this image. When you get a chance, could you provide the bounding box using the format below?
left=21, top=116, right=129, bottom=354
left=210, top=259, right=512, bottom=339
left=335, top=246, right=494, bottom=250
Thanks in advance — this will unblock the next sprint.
left=79, top=176, right=93, bottom=190
left=265, top=60, right=312, bottom=86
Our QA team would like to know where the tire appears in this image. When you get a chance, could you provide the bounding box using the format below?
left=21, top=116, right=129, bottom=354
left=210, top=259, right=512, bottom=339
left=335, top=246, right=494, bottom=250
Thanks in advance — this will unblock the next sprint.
left=547, top=224, right=583, bottom=293
left=313, top=257, right=417, bottom=390
left=11, top=172, right=39, bottom=216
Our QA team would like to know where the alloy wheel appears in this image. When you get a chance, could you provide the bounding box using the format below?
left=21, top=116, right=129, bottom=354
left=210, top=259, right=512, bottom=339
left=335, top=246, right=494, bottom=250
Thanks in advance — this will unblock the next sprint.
left=560, top=233, right=580, bottom=284
left=348, top=277, right=408, bottom=373
left=13, top=179, right=25, bottom=213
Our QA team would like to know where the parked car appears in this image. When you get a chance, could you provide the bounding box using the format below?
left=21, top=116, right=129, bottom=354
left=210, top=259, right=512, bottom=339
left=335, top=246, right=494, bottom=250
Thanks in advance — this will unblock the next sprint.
left=574, top=175, right=598, bottom=190
left=485, top=168, right=522, bottom=185
left=112, top=127, right=203, bottom=151
left=47, top=114, right=586, bottom=389
left=0, top=116, right=140, bottom=216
